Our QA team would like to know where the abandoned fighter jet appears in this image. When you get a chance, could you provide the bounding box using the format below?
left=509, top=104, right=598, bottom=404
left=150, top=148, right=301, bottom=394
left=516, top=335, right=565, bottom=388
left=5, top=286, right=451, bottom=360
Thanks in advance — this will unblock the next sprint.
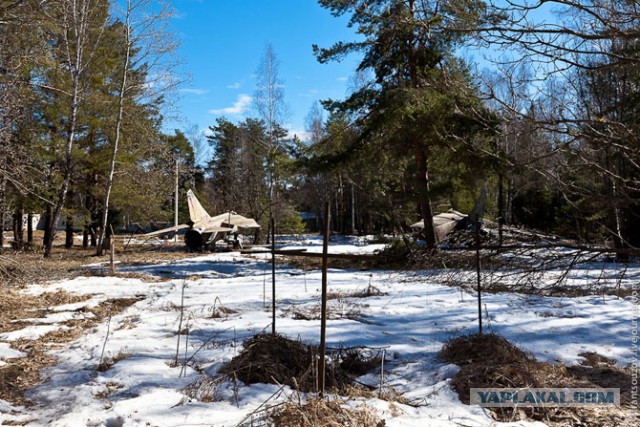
left=410, top=187, right=488, bottom=242
left=145, top=189, right=260, bottom=251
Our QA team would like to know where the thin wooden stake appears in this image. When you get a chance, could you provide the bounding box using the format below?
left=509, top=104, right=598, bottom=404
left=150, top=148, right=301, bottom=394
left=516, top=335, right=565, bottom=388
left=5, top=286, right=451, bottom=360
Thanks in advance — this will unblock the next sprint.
left=379, top=349, right=386, bottom=398
left=109, top=225, right=116, bottom=274
left=174, top=282, right=186, bottom=366
left=319, top=201, right=330, bottom=398
left=475, top=219, right=483, bottom=335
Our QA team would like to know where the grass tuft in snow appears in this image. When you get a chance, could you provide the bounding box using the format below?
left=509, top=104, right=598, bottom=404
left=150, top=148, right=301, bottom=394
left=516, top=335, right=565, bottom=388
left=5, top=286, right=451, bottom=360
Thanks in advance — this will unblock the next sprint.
left=268, top=397, right=385, bottom=427
left=209, top=297, right=238, bottom=319
left=440, top=333, right=532, bottom=366
left=182, top=375, right=227, bottom=403
left=219, top=333, right=325, bottom=393
left=97, top=349, right=133, bottom=372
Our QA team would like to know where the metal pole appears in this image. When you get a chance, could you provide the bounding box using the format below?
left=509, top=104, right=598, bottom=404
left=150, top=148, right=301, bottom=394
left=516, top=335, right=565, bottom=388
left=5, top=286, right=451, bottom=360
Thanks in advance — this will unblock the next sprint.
left=319, top=201, right=330, bottom=397
left=174, top=157, right=179, bottom=243
left=271, top=215, right=276, bottom=335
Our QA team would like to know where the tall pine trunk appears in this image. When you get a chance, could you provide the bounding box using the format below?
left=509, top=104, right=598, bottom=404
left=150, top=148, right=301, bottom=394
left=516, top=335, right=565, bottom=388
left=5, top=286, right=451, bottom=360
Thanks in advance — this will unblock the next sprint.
left=27, top=212, right=33, bottom=244
left=414, top=144, right=437, bottom=249
left=65, top=213, right=74, bottom=249
left=13, top=205, right=24, bottom=250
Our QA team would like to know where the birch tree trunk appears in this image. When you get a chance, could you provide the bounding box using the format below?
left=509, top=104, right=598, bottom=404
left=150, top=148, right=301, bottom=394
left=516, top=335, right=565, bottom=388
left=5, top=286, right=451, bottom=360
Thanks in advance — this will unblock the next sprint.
left=97, top=2, right=132, bottom=255
left=44, top=0, right=103, bottom=257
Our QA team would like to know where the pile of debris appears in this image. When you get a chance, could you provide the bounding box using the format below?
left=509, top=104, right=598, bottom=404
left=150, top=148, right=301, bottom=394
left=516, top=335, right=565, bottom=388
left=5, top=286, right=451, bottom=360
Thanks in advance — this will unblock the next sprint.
left=218, top=333, right=380, bottom=393
left=268, top=397, right=385, bottom=427
left=411, top=208, right=563, bottom=248
left=440, top=333, right=635, bottom=426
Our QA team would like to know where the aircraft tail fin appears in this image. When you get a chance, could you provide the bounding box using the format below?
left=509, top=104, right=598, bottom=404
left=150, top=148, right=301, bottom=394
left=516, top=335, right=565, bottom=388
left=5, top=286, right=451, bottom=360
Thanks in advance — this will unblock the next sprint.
left=187, top=190, right=211, bottom=223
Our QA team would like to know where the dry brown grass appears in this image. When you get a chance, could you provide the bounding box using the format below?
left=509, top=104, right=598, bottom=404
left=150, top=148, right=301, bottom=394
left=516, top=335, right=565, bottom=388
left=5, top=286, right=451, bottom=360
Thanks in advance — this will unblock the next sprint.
left=0, top=239, right=204, bottom=287
left=218, top=334, right=383, bottom=395
left=2, top=296, right=143, bottom=403
left=0, top=278, right=143, bottom=405
left=1, top=297, right=142, bottom=405
left=219, top=333, right=324, bottom=393
left=97, top=349, right=133, bottom=372
left=268, top=397, right=386, bottom=427
left=182, top=375, right=227, bottom=403
left=0, top=289, right=90, bottom=334
left=440, top=333, right=637, bottom=426
left=0, top=238, right=200, bottom=406
left=287, top=299, right=369, bottom=324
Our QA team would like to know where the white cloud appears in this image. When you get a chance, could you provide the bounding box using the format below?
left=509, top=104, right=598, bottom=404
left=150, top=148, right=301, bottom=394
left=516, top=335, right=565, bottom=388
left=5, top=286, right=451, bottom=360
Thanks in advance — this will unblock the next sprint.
left=337, top=76, right=348, bottom=82
left=287, top=127, right=311, bottom=142
left=227, top=82, right=241, bottom=89
left=180, top=88, right=209, bottom=95
left=209, top=94, right=252, bottom=115
left=298, top=89, right=319, bottom=98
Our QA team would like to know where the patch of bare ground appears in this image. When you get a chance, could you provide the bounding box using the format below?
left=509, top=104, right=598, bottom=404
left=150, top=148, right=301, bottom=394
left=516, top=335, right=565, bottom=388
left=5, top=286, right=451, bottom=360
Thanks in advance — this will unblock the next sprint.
left=273, top=253, right=382, bottom=271
left=0, top=241, right=201, bottom=282
left=0, top=292, right=140, bottom=405
left=0, top=245, right=112, bottom=404
left=0, top=239, right=199, bottom=406
left=440, top=333, right=637, bottom=426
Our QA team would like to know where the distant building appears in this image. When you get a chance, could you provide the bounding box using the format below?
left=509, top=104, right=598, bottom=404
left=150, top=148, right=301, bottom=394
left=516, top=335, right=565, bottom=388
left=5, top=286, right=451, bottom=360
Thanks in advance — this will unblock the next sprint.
left=3, top=214, right=40, bottom=232
left=36, top=214, right=87, bottom=232
left=299, top=212, right=319, bottom=232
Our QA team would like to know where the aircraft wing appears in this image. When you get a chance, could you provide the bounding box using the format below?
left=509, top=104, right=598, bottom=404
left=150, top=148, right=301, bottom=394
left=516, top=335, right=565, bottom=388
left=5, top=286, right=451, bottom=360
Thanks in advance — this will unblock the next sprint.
left=213, top=212, right=260, bottom=229
left=143, top=224, right=190, bottom=238
left=410, top=210, right=468, bottom=241
left=200, top=225, right=234, bottom=233
left=222, top=214, right=260, bottom=229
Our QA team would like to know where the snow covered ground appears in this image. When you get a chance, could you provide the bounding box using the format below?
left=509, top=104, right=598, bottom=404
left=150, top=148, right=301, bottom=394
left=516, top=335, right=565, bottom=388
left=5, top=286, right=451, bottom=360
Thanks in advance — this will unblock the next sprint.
left=0, top=238, right=637, bottom=426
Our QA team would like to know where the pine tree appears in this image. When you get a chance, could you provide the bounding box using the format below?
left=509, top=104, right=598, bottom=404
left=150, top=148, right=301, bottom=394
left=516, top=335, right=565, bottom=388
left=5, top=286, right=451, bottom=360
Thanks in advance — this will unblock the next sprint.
left=315, top=0, right=496, bottom=247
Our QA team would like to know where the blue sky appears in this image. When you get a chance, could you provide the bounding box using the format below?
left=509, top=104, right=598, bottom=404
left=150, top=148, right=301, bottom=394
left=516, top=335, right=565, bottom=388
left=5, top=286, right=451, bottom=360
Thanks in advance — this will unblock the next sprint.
left=167, top=0, right=362, bottom=142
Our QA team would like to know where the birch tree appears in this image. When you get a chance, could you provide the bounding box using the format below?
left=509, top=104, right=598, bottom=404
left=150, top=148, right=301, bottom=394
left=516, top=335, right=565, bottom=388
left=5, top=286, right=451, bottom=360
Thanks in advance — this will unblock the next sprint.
left=252, top=44, right=291, bottom=240
left=472, top=1, right=640, bottom=251
left=96, top=0, right=178, bottom=255
left=42, top=0, right=108, bottom=257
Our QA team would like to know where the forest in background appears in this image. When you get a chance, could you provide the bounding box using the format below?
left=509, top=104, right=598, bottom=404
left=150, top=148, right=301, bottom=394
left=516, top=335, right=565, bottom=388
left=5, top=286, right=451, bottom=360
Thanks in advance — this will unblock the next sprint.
left=0, top=0, right=638, bottom=256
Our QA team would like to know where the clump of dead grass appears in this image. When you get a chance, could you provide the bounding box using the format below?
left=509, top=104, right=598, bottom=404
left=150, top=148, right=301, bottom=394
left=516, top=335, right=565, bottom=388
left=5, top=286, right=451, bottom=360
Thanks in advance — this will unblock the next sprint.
left=337, top=347, right=382, bottom=379
left=219, top=334, right=382, bottom=394
left=183, top=375, right=227, bottom=403
left=288, top=299, right=368, bottom=323
left=209, top=297, right=238, bottom=319
left=440, top=333, right=636, bottom=426
left=97, top=349, right=133, bottom=372
left=326, top=284, right=386, bottom=300
left=210, top=305, right=237, bottom=318
left=578, top=351, right=616, bottom=368
left=440, top=333, right=532, bottom=367
left=268, top=397, right=385, bottom=427
left=219, top=333, right=325, bottom=392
